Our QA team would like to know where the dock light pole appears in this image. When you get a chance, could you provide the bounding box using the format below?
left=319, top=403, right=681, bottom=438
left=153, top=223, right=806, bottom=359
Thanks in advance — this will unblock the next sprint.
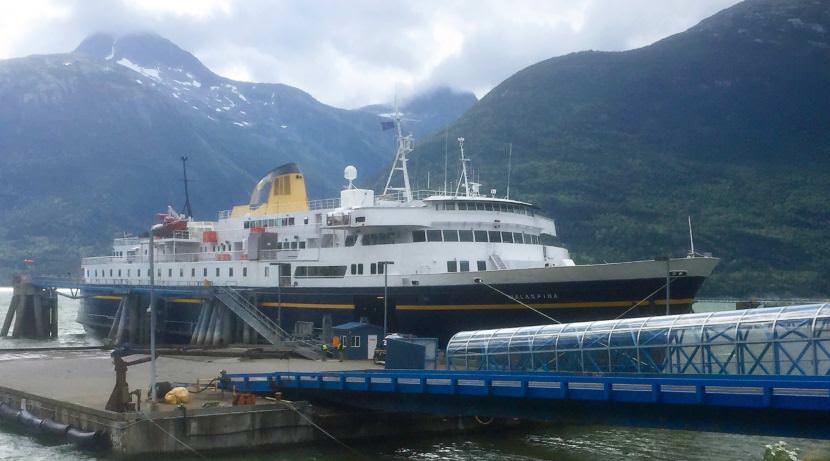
left=654, top=256, right=671, bottom=316
left=382, top=261, right=394, bottom=338
left=148, top=227, right=157, bottom=405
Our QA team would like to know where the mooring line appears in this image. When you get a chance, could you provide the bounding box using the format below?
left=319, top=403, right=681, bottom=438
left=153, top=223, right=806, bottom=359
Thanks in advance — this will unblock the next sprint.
left=613, top=278, right=677, bottom=320
left=276, top=399, right=368, bottom=459
left=141, top=415, right=206, bottom=459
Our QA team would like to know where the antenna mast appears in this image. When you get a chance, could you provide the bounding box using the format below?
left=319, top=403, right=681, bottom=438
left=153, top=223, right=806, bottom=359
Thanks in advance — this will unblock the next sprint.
left=180, top=156, right=193, bottom=218
left=506, top=143, right=512, bottom=199
left=454, top=137, right=471, bottom=197
left=382, top=97, right=413, bottom=202
left=443, top=127, right=448, bottom=195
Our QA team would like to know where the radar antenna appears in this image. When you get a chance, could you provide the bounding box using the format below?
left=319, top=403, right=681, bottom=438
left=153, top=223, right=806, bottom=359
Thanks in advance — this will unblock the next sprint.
left=382, top=97, right=413, bottom=202
left=180, top=156, right=193, bottom=218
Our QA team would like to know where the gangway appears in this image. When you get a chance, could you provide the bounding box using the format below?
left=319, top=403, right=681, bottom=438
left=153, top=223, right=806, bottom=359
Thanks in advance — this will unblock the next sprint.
left=219, top=304, right=830, bottom=439
left=213, top=286, right=288, bottom=345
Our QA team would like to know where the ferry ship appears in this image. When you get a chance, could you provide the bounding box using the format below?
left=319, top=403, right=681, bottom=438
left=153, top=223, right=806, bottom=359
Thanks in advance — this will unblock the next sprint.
left=78, top=119, right=719, bottom=344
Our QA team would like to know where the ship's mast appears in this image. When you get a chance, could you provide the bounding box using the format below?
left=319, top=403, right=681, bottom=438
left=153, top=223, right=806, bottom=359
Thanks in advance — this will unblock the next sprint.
left=454, top=137, right=472, bottom=197
left=181, top=156, right=193, bottom=218
left=382, top=98, right=414, bottom=202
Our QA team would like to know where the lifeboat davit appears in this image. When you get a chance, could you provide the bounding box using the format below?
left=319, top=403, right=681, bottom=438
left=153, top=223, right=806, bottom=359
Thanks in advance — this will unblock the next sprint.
left=153, top=206, right=189, bottom=238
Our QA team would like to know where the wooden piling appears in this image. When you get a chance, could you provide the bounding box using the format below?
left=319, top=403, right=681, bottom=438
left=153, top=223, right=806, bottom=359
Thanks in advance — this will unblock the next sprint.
left=211, top=305, right=224, bottom=346
left=12, top=292, right=30, bottom=338
left=190, top=305, right=207, bottom=345
left=203, top=302, right=218, bottom=345
left=221, top=307, right=233, bottom=346
left=107, top=298, right=125, bottom=343
left=242, top=323, right=251, bottom=344
left=48, top=290, right=58, bottom=339
left=1, top=295, right=19, bottom=337
left=127, top=295, right=139, bottom=344
left=33, top=292, right=46, bottom=339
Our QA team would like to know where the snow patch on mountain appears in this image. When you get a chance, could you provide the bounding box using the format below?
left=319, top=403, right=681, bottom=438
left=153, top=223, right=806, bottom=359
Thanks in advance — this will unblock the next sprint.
left=116, top=58, right=160, bottom=81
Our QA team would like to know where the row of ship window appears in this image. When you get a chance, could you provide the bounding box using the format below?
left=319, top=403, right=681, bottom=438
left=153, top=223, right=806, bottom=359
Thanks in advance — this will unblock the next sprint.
left=448, top=260, right=487, bottom=272
left=89, top=267, right=255, bottom=278
left=437, top=201, right=535, bottom=216
left=243, top=216, right=309, bottom=229
left=87, top=263, right=386, bottom=280
left=412, top=230, right=541, bottom=244
left=348, top=262, right=389, bottom=276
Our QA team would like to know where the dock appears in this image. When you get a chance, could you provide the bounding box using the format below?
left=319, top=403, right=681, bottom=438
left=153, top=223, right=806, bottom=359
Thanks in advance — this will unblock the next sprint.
left=0, top=350, right=485, bottom=456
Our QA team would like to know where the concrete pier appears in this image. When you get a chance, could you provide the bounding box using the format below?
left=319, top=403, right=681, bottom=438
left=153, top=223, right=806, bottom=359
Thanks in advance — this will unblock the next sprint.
left=0, top=350, right=482, bottom=456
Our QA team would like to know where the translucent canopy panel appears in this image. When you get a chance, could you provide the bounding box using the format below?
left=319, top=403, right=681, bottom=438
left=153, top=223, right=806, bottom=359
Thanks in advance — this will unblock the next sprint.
left=446, top=304, right=830, bottom=376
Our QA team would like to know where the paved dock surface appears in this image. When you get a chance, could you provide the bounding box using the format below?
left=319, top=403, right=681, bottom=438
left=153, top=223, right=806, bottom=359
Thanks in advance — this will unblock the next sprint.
left=0, top=349, right=378, bottom=410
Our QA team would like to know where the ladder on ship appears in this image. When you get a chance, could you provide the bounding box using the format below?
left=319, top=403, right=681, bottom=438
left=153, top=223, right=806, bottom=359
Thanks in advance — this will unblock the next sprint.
left=213, top=287, right=320, bottom=360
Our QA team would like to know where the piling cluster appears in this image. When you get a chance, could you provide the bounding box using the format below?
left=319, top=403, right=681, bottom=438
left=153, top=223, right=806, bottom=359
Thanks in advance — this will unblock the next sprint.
left=1, top=281, right=58, bottom=339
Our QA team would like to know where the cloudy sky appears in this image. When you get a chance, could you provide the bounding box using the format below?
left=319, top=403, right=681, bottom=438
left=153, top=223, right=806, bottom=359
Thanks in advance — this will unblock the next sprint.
left=1, top=0, right=739, bottom=108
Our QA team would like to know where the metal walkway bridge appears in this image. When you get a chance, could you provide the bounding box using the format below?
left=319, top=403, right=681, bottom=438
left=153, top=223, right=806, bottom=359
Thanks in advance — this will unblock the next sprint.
left=221, top=304, right=830, bottom=439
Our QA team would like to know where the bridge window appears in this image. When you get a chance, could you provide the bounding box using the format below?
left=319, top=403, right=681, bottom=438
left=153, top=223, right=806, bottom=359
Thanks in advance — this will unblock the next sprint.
left=484, top=203, right=493, bottom=211
left=157, top=269, right=161, bottom=277
left=514, top=233, right=524, bottom=244
left=447, top=261, right=457, bottom=272
left=264, top=266, right=269, bottom=277
left=474, top=231, right=488, bottom=242
left=488, top=231, right=502, bottom=243
left=426, top=230, right=442, bottom=242
left=377, top=262, right=385, bottom=274
left=459, top=230, right=474, bottom=242
left=118, top=269, right=122, bottom=277
left=460, top=261, right=470, bottom=272
left=370, top=263, right=377, bottom=275
left=358, top=264, right=363, bottom=275
left=228, top=267, right=234, bottom=277
left=364, top=233, right=395, bottom=245
left=216, top=268, right=220, bottom=277
left=351, top=264, right=357, bottom=275
left=191, top=268, right=195, bottom=277
left=477, top=261, right=487, bottom=271
left=345, top=235, right=357, bottom=247
left=179, top=268, right=184, bottom=277
left=501, top=232, right=514, bottom=243
left=412, top=231, right=426, bottom=242
left=168, top=269, right=173, bottom=277
left=442, top=230, right=459, bottom=242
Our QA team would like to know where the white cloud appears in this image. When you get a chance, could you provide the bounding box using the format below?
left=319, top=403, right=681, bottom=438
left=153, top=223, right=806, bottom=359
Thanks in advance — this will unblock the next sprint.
left=0, top=0, right=739, bottom=107
left=0, top=0, right=70, bottom=59
left=122, top=0, right=233, bottom=20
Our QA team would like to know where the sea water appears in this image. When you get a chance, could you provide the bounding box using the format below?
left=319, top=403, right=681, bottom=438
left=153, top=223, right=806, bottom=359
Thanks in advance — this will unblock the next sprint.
left=0, top=288, right=828, bottom=460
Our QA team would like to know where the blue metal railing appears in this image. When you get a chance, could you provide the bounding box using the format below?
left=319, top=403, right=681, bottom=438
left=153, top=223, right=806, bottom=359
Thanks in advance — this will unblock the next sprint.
left=219, top=369, right=830, bottom=412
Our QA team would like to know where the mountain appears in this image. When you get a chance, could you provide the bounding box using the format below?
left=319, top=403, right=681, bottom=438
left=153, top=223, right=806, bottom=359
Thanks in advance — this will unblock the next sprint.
left=0, top=33, right=470, bottom=280
left=408, top=0, right=830, bottom=297
left=359, top=87, right=478, bottom=140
